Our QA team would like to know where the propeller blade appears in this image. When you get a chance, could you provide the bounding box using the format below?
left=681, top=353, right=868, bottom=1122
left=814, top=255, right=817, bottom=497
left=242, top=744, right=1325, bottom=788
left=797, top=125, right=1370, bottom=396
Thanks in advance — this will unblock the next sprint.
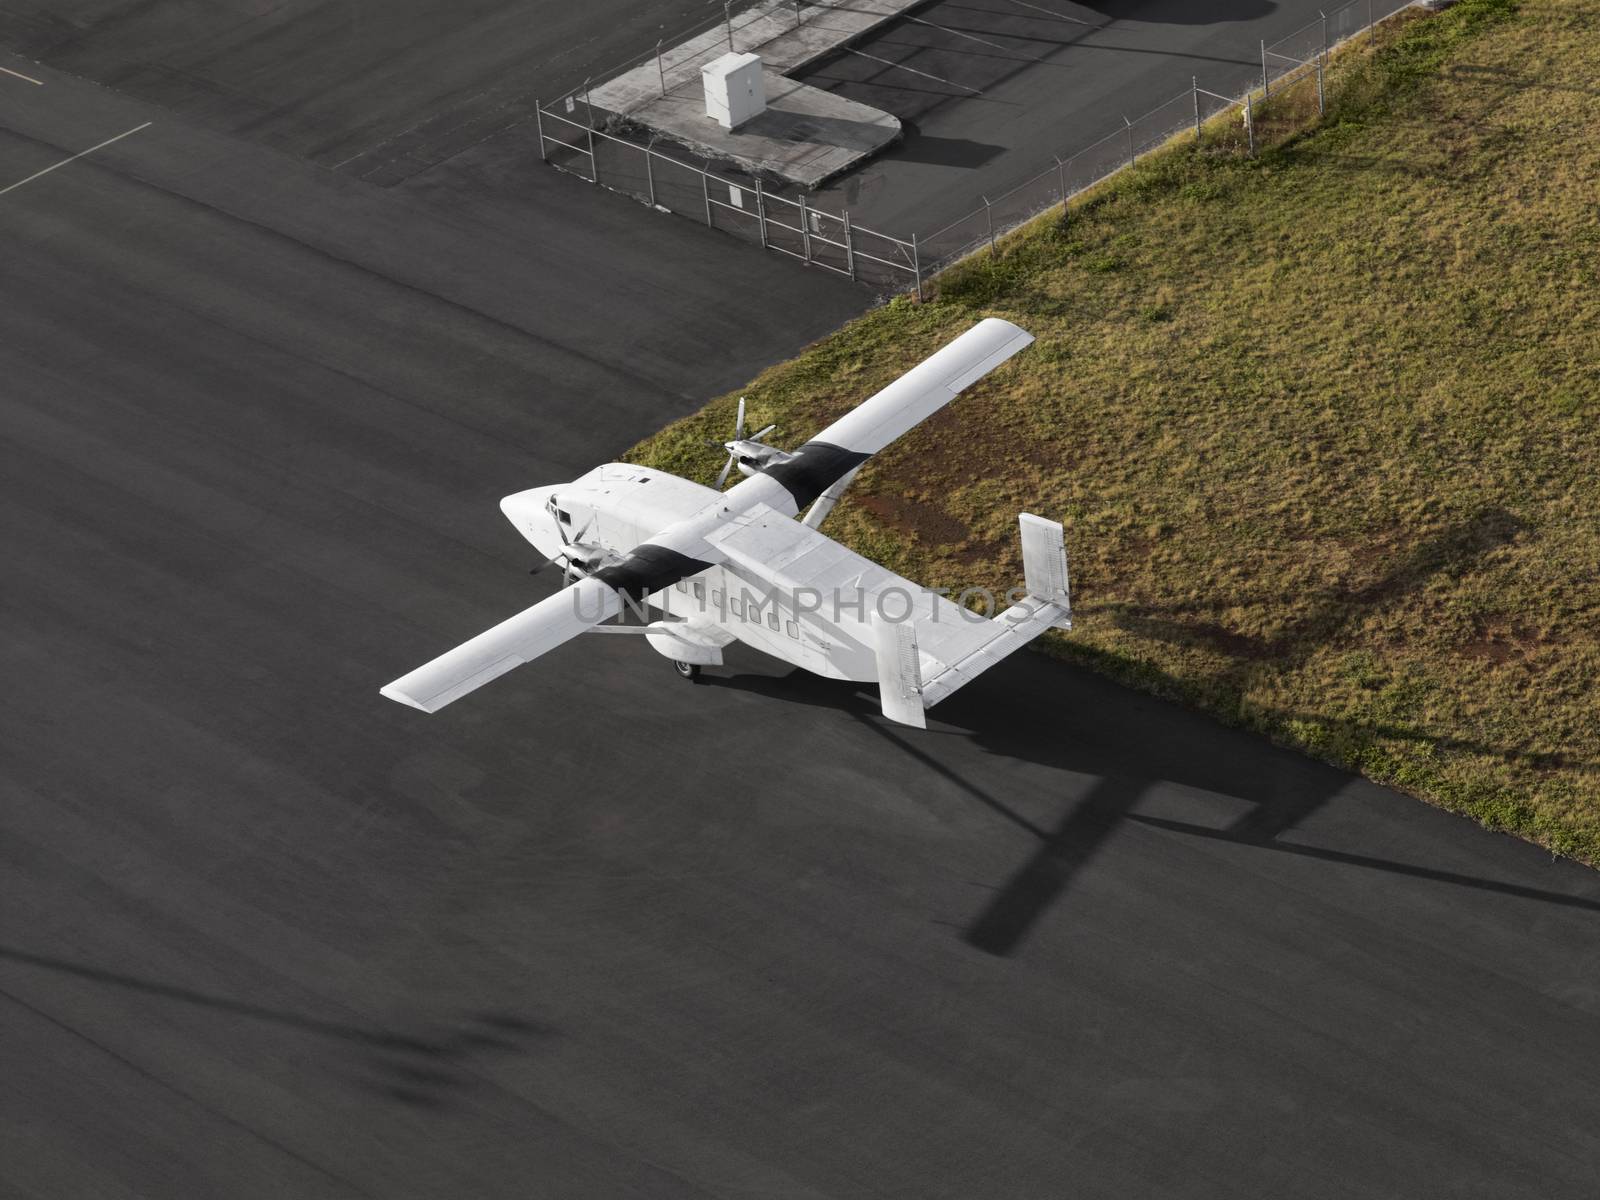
left=544, top=545, right=574, bottom=583
left=735, top=396, right=746, bottom=441
left=749, top=423, right=777, bottom=443
left=714, top=452, right=735, bottom=490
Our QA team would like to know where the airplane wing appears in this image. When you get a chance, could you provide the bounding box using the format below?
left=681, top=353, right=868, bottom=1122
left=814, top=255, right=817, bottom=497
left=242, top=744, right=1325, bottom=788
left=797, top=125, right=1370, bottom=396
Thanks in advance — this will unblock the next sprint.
left=383, top=519, right=732, bottom=711
left=763, top=317, right=1033, bottom=512
left=381, top=577, right=623, bottom=713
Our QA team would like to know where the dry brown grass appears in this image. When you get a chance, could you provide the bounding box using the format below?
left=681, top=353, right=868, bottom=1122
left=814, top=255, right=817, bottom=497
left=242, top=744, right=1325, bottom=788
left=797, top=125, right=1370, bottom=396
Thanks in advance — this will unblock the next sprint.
left=629, top=0, right=1600, bottom=861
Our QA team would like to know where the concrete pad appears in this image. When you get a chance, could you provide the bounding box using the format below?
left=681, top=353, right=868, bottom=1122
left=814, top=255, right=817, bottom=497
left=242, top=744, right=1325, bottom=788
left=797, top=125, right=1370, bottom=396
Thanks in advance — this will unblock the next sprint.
left=617, top=75, right=899, bottom=189
left=592, top=0, right=935, bottom=114
left=590, top=0, right=927, bottom=186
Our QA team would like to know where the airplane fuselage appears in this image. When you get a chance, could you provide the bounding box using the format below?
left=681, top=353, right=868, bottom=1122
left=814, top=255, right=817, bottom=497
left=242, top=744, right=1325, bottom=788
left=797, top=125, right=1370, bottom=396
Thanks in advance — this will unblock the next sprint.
left=500, top=462, right=883, bottom=679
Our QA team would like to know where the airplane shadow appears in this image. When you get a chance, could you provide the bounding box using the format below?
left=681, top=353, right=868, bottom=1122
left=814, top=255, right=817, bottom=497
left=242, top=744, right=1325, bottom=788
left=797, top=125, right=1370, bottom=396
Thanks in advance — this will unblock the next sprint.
left=700, top=507, right=1600, bottom=955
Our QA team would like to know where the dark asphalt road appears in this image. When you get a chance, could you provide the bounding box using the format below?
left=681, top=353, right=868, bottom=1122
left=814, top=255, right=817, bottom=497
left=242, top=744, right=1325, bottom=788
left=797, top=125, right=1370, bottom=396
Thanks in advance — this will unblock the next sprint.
left=4, top=16, right=1600, bottom=1200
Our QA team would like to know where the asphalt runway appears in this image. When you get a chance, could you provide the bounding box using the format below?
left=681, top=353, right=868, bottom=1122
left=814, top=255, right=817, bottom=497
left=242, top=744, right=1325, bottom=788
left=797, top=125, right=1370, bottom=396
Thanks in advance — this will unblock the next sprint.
left=5, top=17, right=1600, bottom=1200
left=0, top=0, right=718, bottom=170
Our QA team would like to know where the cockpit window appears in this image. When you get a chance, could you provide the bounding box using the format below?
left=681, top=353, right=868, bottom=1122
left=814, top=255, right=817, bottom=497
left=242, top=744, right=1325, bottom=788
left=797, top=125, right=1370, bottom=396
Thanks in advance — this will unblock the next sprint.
left=556, top=509, right=572, bottom=525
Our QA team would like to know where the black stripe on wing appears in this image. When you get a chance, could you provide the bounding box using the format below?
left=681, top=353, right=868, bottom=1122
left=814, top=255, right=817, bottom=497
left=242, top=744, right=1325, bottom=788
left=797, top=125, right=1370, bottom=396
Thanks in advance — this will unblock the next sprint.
left=762, top=441, right=871, bottom=510
left=592, top=544, right=712, bottom=600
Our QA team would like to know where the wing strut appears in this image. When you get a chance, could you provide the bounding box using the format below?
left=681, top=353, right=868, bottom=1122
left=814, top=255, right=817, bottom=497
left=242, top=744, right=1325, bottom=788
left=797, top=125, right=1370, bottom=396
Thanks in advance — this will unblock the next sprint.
left=801, top=465, right=862, bottom=530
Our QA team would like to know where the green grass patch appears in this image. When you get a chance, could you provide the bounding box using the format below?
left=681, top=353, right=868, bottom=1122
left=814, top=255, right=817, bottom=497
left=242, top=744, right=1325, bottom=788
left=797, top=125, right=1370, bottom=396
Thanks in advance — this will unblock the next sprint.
left=628, top=0, right=1600, bottom=863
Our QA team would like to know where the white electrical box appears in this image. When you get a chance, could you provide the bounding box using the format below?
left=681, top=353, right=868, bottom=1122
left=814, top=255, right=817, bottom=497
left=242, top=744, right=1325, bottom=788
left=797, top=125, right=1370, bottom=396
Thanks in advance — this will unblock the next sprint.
left=702, top=51, right=766, bottom=131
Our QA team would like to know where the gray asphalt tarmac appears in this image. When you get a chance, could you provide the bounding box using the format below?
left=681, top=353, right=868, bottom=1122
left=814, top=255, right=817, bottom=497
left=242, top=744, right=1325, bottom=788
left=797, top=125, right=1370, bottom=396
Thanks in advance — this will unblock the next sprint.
left=4, top=12, right=1600, bottom=1200
left=0, top=0, right=716, bottom=170
left=802, top=0, right=1342, bottom=240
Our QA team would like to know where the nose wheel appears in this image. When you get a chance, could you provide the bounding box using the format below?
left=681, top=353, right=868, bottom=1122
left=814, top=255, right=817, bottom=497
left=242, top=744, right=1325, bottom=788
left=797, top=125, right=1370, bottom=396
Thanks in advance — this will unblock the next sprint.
left=672, top=660, right=701, bottom=681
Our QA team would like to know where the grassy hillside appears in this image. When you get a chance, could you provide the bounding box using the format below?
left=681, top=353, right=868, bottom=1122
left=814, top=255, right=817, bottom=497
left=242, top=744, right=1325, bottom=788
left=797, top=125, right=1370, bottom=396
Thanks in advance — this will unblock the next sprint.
left=629, top=0, right=1600, bottom=861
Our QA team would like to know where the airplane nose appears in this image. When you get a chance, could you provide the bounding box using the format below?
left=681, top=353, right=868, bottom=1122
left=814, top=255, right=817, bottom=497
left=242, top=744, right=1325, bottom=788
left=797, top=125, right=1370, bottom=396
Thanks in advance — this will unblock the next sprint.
left=500, top=487, right=545, bottom=520
left=500, top=487, right=555, bottom=544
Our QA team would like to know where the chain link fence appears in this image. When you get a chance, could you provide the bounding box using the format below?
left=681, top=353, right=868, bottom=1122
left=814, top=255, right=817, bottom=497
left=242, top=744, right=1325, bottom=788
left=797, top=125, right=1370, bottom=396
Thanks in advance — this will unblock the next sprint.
left=537, top=0, right=1421, bottom=293
left=535, top=101, right=923, bottom=292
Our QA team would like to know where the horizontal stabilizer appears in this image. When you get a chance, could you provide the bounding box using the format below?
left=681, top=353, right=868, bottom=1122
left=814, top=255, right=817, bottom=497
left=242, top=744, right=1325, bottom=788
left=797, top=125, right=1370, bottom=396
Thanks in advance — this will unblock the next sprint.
left=918, top=513, right=1072, bottom=708
left=382, top=577, right=620, bottom=713
left=919, top=597, right=1070, bottom=708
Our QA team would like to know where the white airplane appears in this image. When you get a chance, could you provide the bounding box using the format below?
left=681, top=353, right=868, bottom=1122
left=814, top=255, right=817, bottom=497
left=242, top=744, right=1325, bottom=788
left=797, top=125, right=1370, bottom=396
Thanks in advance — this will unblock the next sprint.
left=381, top=318, right=1071, bottom=728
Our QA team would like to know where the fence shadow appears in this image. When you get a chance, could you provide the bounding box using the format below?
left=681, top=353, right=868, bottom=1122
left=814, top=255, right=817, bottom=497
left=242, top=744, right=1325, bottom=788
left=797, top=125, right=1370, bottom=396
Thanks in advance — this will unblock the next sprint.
left=0, top=944, right=549, bottom=1111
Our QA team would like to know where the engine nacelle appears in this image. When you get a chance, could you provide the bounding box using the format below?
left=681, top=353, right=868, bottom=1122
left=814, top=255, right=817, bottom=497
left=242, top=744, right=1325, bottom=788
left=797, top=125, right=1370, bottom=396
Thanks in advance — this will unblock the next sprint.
left=644, top=627, right=724, bottom=666
left=727, top=439, right=797, bottom=479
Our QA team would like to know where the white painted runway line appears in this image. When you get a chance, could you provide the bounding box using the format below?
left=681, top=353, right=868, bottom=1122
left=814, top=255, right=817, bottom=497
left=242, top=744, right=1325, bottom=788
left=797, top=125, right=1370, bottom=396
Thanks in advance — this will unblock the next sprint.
left=845, top=47, right=985, bottom=95
left=0, top=121, right=151, bottom=197
left=904, top=13, right=1017, bottom=54
left=998, top=0, right=1099, bottom=26
left=2, top=65, right=45, bottom=85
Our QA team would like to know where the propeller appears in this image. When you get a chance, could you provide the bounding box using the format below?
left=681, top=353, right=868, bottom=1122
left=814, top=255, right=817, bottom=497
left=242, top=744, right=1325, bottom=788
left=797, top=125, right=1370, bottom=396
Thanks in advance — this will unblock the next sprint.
left=544, top=495, right=596, bottom=584
left=709, top=397, right=779, bottom=489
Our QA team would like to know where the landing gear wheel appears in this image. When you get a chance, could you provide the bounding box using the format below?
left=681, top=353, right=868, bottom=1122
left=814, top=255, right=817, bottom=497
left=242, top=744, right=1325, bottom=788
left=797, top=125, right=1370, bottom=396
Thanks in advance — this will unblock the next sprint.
left=672, top=660, right=701, bottom=681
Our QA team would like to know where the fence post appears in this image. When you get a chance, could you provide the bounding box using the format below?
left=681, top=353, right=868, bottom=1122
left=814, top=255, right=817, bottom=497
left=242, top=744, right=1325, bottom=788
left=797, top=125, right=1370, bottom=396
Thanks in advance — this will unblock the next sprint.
left=1369, top=0, right=1375, bottom=41
left=1316, top=55, right=1325, bottom=115
left=1261, top=41, right=1269, bottom=98
left=702, top=170, right=713, bottom=226
left=912, top=233, right=923, bottom=303
left=1320, top=9, right=1328, bottom=62
left=1192, top=76, right=1201, bottom=142
left=583, top=77, right=595, bottom=126
left=794, top=0, right=802, bottom=26
left=725, top=0, right=734, bottom=50
left=983, top=195, right=995, bottom=258
left=656, top=40, right=667, bottom=96
left=1054, top=155, right=1067, bottom=215
left=799, top=193, right=813, bottom=263
left=1245, top=90, right=1256, bottom=157
left=755, top=178, right=768, bottom=248
left=844, top=208, right=856, bottom=281
left=535, top=97, right=547, bottom=162
left=1124, top=114, right=1135, bottom=167
left=644, top=138, right=657, bottom=207
left=587, top=124, right=598, bottom=183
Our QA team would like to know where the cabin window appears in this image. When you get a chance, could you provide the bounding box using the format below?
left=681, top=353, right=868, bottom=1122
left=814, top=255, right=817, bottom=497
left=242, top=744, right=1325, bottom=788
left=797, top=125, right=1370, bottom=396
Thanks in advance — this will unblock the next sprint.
left=785, top=621, right=799, bottom=639
left=711, top=588, right=724, bottom=611
left=767, top=610, right=779, bottom=631
left=692, top=581, right=705, bottom=601
left=729, top=595, right=745, bottom=619
left=675, top=580, right=687, bottom=593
